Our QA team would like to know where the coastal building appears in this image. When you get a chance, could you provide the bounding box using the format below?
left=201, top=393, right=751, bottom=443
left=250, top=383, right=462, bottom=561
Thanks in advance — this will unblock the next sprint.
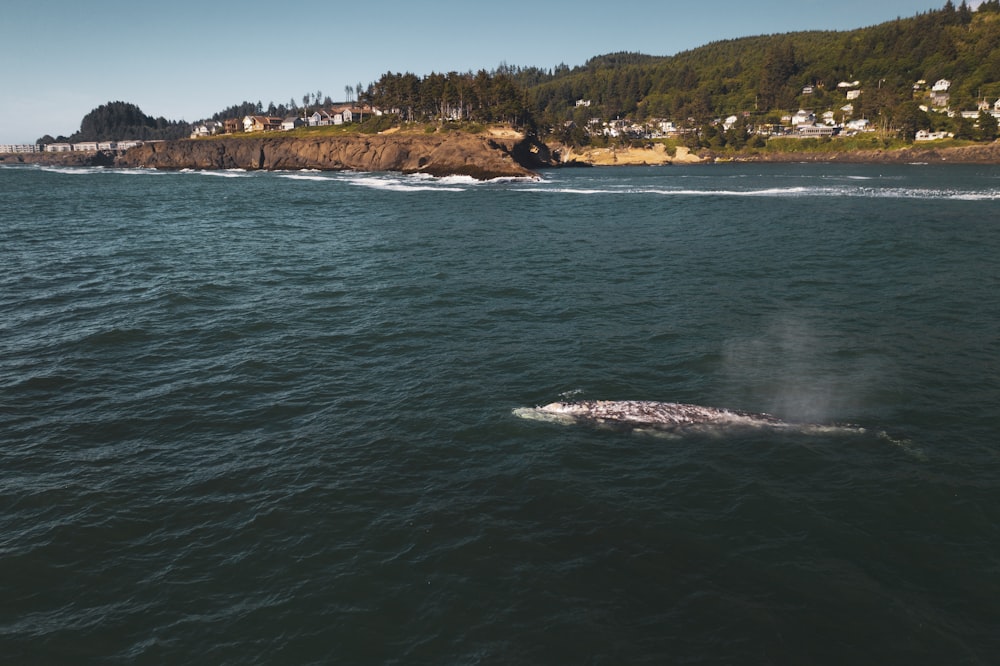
left=915, top=130, right=953, bottom=141
left=0, top=144, right=42, bottom=153
left=846, top=89, right=862, bottom=101
left=791, top=109, right=815, bottom=126
left=796, top=124, right=836, bottom=137
left=190, top=120, right=224, bottom=138
left=308, top=110, right=333, bottom=127
left=243, top=115, right=282, bottom=132
left=930, top=91, right=950, bottom=108
left=46, top=143, right=73, bottom=152
left=281, top=116, right=304, bottom=131
left=223, top=118, right=243, bottom=134
left=74, top=142, right=99, bottom=152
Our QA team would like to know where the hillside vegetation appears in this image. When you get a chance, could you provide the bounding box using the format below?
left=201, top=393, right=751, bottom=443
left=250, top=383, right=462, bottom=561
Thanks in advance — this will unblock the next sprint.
left=518, top=0, right=1000, bottom=144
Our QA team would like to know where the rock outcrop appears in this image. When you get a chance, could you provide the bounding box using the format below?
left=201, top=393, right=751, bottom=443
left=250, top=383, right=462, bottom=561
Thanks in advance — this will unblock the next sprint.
left=115, top=132, right=547, bottom=179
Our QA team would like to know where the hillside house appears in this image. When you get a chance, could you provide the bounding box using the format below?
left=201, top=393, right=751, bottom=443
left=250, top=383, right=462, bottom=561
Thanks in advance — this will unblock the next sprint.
left=791, top=109, right=815, bottom=126
left=932, top=79, right=951, bottom=92
left=190, top=120, right=223, bottom=138
left=338, top=108, right=367, bottom=123
left=930, top=91, right=950, bottom=108
left=244, top=115, right=282, bottom=132
left=915, top=130, right=953, bottom=141
left=846, top=89, right=862, bottom=101
left=308, top=110, right=333, bottom=126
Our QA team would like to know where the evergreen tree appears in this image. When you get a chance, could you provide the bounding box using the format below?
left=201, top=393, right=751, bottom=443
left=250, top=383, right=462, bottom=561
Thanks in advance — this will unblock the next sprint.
left=977, top=110, right=998, bottom=141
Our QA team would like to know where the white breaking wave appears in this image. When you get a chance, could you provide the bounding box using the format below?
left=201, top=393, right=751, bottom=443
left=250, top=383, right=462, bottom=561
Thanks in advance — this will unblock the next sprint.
left=188, top=169, right=251, bottom=178
left=342, top=172, right=467, bottom=192
left=279, top=173, right=334, bottom=182
left=518, top=183, right=1000, bottom=200
left=38, top=166, right=105, bottom=175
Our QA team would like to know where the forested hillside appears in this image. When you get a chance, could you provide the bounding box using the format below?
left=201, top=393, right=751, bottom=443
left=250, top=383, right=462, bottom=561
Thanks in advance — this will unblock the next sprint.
left=522, top=1, right=1000, bottom=132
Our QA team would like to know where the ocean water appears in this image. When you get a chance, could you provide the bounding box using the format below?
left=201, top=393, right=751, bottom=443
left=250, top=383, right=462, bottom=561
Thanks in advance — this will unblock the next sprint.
left=1, top=162, right=998, bottom=665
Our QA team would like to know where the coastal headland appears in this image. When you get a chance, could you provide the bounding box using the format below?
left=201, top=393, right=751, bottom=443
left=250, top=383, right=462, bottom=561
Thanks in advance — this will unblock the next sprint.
left=115, top=131, right=547, bottom=179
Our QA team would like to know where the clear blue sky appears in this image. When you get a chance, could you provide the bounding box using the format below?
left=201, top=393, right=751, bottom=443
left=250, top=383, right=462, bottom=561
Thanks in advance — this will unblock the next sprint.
left=0, top=0, right=964, bottom=143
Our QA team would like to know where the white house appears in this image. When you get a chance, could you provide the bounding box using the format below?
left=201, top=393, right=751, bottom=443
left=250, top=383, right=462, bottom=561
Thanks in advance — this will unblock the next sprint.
left=190, top=120, right=223, bottom=138
left=845, top=118, right=870, bottom=132
left=0, top=144, right=42, bottom=153
left=846, top=89, right=862, bottom=101
left=281, top=116, right=304, bottom=131
left=915, top=130, right=953, bottom=141
left=791, top=109, right=815, bottom=126
left=46, top=143, right=73, bottom=152
left=308, top=110, right=332, bottom=127
left=932, top=79, right=951, bottom=92
left=796, top=124, right=835, bottom=137
left=838, top=80, right=861, bottom=88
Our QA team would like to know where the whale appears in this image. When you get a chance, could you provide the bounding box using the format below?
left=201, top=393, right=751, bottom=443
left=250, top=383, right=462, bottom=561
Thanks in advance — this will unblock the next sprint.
left=513, top=400, right=789, bottom=431
left=511, top=400, right=927, bottom=457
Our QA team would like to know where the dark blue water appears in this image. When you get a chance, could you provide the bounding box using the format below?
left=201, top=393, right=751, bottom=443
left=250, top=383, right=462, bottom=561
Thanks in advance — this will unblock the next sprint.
left=2, top=163, right=999, bottom=664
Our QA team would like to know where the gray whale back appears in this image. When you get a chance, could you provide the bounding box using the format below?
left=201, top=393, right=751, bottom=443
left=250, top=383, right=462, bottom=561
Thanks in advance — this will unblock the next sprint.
left=512, top=399, right=907, bottom=451
left=513, top=400, right=787, bottom=431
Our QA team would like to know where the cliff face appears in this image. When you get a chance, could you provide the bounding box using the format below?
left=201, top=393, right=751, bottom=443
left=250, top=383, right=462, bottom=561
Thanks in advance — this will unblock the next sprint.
left=115, top=132, right=546, bottom=179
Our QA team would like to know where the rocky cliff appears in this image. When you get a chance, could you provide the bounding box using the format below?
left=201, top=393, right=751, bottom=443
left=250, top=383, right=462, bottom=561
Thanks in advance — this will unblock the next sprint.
left=115, top=132, right=547, bottom=179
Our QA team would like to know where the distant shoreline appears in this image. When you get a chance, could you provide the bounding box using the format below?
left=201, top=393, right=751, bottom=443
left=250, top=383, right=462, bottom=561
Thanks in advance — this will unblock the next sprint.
left=555, top=140, right=1000, bottom=166
left=4, top=134, right=1000, bottom=174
